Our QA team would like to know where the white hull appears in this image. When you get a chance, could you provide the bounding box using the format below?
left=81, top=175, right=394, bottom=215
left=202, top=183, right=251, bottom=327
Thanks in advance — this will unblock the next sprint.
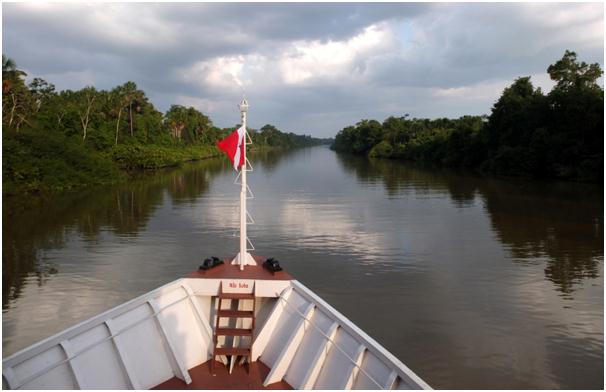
left=3, top=277, right=430, bottom=390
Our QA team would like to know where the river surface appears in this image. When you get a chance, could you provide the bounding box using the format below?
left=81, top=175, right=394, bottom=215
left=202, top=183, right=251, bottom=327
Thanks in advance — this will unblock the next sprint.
left=3, top=146, right=603, bottom=389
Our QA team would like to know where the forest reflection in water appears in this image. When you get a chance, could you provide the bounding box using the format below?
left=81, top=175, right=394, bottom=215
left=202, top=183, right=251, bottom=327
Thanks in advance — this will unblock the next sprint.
left=3, top=158, right=225, bottom=309
left=336, top=153, right=603, bottom=296
left=2, top=148, right=301, bottom=310
left=2, top=146, right=603, bottom=389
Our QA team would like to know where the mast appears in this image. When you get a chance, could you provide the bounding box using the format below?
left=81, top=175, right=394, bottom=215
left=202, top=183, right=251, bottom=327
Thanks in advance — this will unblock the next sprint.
left=232, top=98, right=256, bottom=270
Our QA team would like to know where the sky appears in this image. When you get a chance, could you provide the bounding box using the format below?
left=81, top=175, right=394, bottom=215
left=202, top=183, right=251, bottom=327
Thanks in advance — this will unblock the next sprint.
left=2, top=2, right=604, bottom=137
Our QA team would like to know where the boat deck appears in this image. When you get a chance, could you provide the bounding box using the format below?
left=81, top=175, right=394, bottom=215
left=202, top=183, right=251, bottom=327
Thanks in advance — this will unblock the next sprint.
left=187, top=256, right=293, bottom=280
left=2, top=255, right=431, bottom=390
left=153, top=360, right=292, bottom=390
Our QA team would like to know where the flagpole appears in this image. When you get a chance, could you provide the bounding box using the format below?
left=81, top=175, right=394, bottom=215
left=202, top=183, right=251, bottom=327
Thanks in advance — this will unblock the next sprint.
left=239, top=98, right=248, bottom=271
left=232, top=97, right=256, bottom=270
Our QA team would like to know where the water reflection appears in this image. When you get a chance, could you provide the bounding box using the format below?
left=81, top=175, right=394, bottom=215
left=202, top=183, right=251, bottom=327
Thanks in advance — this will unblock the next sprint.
left=2, top=158, right=227, bottom=310
left=251, top=148, right=304, bottom=174
left=336, top=153, right=603, bottom=295
left=2, top=151, right=310, bottom=311
left=478, top=179, right=603, bottom=295
left=336, top=153, right=478, bottom=207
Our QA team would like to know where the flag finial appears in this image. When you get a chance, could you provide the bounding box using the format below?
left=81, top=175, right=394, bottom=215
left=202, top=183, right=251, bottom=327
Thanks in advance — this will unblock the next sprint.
left=239, top=97, right=249, bottom=113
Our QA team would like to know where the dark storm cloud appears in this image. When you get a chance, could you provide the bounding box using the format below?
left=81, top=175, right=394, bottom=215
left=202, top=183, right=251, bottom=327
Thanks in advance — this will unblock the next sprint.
left=3, top=3, right=429, bottom=74
left=156, top=3, right=432, bottom=41
left=2, top=3, right=603, bottom=137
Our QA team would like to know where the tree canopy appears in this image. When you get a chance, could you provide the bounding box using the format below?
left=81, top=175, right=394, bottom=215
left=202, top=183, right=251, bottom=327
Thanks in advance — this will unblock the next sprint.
left=332, top=50, right=603, bottom=182
left=2, top=55, right=327, bottom=194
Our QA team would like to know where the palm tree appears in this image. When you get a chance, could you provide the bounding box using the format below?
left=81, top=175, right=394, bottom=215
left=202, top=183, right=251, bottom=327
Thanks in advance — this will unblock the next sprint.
left=2, top=55, right=16, bottom=72
left=2, top=55, right=27, bottom=94
left=2, top=55, right=30, bottom=130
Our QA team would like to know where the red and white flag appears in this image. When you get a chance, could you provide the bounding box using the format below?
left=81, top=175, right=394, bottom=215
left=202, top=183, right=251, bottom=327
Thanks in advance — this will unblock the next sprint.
left=217, top=125, right=246, bottom=170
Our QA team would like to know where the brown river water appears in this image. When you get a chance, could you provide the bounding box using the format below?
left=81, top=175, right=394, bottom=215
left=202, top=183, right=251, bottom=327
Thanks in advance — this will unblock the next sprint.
left=3, top=146, right=603, bottom=389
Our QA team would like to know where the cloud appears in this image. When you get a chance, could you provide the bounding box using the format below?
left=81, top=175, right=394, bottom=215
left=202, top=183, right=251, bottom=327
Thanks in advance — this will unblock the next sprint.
left=278, top=24, right=396, bottom=85
left=432, top=74, right=555, bottom=101
left=180, top=56, right=246, bottom=90
left=2, top=3, right=603, bottom=137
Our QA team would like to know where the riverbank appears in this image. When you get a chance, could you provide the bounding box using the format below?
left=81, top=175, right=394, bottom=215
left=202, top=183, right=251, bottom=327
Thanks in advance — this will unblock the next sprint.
left=112, top=144, right=220, bottom=170
left=2, top=129, right=328, bottom=195
left=3, top=130, right=223, bottom=195
left=331, top=51, right=603, bottom=183
left=2, top=56, right=330, bottom=196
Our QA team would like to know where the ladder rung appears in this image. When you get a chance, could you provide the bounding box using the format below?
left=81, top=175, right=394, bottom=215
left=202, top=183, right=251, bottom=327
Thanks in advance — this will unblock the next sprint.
left=216, top=328, right=253, bottom=337
left=214, top=347, right=251, bottom=356
left=217, top=310, right=254, bottom=318
left=219, top=292, right=255, bottom=300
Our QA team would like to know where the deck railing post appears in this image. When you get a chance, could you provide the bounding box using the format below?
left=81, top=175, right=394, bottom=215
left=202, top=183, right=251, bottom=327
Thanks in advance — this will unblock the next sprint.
left=147, top=299, right=192, bottom=385
left=60, top=340, right=86, bottom=389
left=105, top=319, right=141, bottom=390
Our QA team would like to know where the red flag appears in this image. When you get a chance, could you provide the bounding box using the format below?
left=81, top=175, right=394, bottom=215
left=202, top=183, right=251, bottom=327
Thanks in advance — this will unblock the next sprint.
left=217, top=125, right=246, bottom=170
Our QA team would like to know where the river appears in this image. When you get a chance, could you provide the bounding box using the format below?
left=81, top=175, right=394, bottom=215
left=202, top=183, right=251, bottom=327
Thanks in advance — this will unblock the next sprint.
left=3, top=146, right=603, bottom=389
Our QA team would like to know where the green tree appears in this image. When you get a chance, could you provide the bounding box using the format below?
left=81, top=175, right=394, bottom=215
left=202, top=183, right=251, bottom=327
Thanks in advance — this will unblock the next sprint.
left=485, top=77, right=547, bottom=151
left=28, top=78, right=56, bottom=113
left=260, top=124, right=280, bottom=145
left=75, top=86, right=98, bottom=141
left=2, top=55, right=32, bottom=132
left=2, top=55, right=26, bottom=92
left=547, top=50, right=603, bottom=91
left=109, top=82, right=144, bottom=144
left=164, top=105, right=213, bottom=143
left=546, top=50, right=603, bottom=180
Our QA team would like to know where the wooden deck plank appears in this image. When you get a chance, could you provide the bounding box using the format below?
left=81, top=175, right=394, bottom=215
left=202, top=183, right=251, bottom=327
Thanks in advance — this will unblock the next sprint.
left=152, top=360, right=292, bottom=390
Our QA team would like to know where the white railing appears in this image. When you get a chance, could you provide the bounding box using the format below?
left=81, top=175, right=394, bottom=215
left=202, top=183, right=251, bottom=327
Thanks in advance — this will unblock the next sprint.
left=276, top=291, right=386, bottom=389
left=4, top=283, right=213, bottom=389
